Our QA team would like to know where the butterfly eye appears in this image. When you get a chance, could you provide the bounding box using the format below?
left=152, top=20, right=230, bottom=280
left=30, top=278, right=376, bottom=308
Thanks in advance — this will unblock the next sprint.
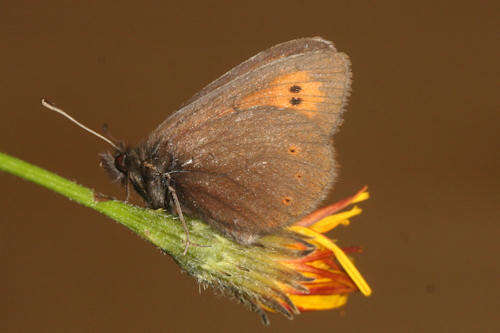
left=114, top=153, right=127, bottom=174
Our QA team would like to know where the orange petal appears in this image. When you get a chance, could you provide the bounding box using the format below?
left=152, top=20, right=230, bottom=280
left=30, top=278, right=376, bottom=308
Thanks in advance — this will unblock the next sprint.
left=289, top=226, right=372, bottom=296
left=295, top=186, right=369, bottom=227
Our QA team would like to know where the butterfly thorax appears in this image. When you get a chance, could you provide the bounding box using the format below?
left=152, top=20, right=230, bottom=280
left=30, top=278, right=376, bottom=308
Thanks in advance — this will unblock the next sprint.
left=100, top=140, right=177, bottom=210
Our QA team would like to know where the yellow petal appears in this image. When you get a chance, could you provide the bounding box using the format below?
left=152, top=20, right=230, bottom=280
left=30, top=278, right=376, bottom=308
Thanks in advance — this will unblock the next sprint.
left=289, top=226, right=372, bottom=296
left=352, top=190, right=370, bottom=204
left=289, top=294, right=348, bottom=310
left=310, top=206, right=362, bottom=233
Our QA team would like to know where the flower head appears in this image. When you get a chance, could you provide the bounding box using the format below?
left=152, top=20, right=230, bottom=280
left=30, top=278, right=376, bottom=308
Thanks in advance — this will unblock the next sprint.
left=92, top=185, right=371, bottom=325
left=160, top=186, right=372, bottom=324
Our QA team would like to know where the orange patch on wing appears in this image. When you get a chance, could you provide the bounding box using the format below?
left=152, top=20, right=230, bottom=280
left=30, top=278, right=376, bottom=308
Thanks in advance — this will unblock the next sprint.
left=237, top=71, right=324, bottom=118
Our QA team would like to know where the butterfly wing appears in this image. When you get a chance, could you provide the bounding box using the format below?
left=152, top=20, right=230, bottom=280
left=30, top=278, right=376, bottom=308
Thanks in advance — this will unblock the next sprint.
left=148, top=37, right=351, bottom=243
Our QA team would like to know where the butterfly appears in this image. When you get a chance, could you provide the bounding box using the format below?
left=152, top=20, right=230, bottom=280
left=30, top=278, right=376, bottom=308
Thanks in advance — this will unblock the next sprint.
left=95, top=37, right=352, bottom=247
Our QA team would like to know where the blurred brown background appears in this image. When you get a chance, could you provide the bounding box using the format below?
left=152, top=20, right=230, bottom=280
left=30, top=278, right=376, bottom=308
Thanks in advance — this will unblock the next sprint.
left=1, top=1, right=498, bottom=332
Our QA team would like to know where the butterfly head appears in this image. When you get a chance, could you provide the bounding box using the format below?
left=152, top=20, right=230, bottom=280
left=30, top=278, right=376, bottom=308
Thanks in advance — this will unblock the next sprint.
left=99, top=142, right=174, bottom=210
left=99, top=145, right=131, bottom=186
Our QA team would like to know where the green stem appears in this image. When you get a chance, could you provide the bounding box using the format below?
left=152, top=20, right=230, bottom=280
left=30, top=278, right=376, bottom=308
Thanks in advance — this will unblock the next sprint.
left=0, top=151, right=205, bottom=259
left=0, top=151, right=95, bottom=207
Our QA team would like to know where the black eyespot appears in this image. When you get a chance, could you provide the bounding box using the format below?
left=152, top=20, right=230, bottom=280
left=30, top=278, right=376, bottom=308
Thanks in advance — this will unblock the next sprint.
left=290, top=97, right=302, bottom=105
left=282, top=196, right=292, bottom=206
left=289, top=85, right=301, bottom=93
left=114, top=153, right=127, bottom=173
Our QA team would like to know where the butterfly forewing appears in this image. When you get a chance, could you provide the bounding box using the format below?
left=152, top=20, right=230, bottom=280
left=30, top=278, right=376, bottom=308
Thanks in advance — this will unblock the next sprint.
left=178, top=37, right=339, bottom=107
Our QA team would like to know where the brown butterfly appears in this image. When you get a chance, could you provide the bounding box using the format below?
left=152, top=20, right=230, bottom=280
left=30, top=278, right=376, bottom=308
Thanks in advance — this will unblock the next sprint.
left=45, top=37, right=351, bottom=249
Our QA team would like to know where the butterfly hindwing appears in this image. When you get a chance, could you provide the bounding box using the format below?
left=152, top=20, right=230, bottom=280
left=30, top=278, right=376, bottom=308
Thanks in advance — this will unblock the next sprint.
left=172, top=107, right=334, bottom=242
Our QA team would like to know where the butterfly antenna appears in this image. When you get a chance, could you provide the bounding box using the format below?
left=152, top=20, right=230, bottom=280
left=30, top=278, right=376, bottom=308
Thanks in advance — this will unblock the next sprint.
left=41, top=98, right=120, bottom=150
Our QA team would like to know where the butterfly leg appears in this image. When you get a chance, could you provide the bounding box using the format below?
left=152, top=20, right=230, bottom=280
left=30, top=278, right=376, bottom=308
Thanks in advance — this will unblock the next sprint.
left=165, top=173, right=210, bottom=254
left=124, top=179, right=130, bottom=203
left=166, top=183, right=191, bottom=255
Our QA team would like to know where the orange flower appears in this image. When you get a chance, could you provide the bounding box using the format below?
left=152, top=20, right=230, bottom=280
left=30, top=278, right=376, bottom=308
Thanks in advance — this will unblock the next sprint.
left=257, top=187, right=371, bottom=316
